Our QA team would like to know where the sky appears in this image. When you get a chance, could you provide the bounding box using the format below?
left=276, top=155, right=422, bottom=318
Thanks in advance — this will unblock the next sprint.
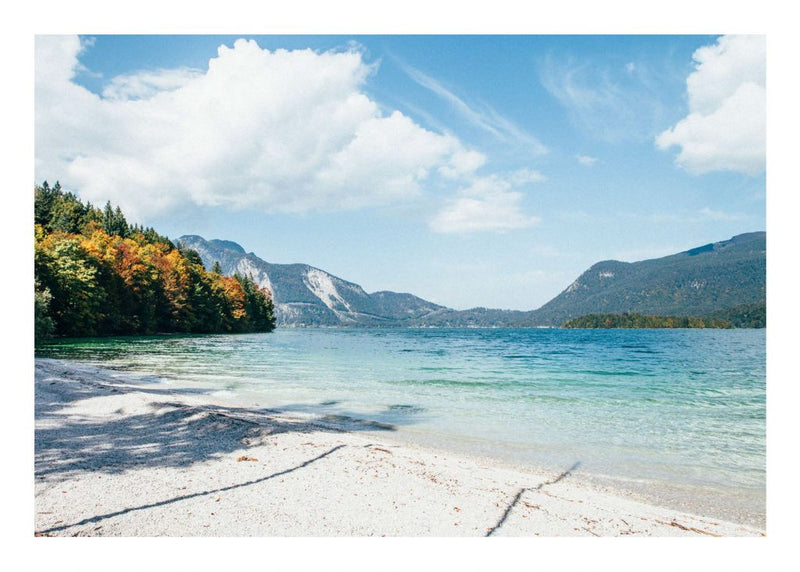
left=34, top=34, right=766, bottom=310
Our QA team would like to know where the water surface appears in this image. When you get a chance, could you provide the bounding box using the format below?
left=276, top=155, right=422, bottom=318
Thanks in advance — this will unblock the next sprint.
left=37, top=327, right=766, bottom=526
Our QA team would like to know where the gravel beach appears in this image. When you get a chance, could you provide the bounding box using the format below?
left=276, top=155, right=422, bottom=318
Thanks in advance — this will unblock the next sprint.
left=33, top=358, right=765, bottom=538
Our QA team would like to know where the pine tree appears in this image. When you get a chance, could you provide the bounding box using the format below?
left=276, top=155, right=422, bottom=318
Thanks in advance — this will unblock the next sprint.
left=102, top=201, right=129, bottom=237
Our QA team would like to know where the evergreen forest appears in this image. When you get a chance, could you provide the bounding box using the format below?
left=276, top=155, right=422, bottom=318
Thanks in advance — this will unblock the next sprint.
left=34, top=181, right=275, bottom=339
left=561, top=312, right=734, bottom=329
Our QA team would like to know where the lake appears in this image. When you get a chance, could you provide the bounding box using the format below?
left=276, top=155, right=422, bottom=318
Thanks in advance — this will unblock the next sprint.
left=36, top=327, right=766, bottom=526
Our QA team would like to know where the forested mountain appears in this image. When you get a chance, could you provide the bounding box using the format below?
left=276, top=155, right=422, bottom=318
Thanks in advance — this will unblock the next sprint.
left=34, top=182, right=275, bottom=339
left=177, top=235, right=446, bottom=327
left=530, top=232, right=766, bottom=326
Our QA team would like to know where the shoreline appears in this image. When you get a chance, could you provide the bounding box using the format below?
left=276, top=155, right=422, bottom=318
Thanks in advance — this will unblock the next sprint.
left=34, top=358, right=764, bottom=537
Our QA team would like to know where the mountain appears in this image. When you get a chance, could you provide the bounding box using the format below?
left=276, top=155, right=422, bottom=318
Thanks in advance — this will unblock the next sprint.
left=389, top=231, right=765, bottom=327
left=176, top=235, right=446, bottom=327
left=177, top=231, right=766, bottom=328
left=528, top=232, right=766, bottom=326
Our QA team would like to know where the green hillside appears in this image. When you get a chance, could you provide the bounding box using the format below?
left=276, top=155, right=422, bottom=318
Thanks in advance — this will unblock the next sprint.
left=529, top=232, right=766, bottom=327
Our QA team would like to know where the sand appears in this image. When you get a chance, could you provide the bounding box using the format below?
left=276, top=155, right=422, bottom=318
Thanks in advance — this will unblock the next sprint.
left=34, top=358, right=764, bottom=538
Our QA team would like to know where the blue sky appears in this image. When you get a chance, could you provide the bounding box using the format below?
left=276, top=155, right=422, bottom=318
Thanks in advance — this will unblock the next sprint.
left=34, top=34, right=766, bottom=310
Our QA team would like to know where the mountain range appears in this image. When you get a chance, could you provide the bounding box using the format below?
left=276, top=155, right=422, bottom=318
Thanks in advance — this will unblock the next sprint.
left=177, top=235, right=446, bottom=327
left=177, top=231, right=766, bottom=328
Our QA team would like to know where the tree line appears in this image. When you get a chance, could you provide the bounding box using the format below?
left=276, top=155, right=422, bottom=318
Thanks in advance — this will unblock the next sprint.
left=707, top=301, right=766, bottom=328
left=561, top=312, right=734, bottom=329
left=35, top=181, right=275, bottom=339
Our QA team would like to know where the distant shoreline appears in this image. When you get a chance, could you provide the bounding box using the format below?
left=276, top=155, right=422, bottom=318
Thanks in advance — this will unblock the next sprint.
left=34, top=357, right=763, bottom=537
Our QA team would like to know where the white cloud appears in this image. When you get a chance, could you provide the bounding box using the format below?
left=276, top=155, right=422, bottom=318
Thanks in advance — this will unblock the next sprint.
left=429, top=172, right=541, bottom=234
left=400, top=61, right=548, bottom=155
left=540, top=54, right=664, bottom=142
left=439, top=149, right=487, bottom=179
left=35, top=37, right=482, bottom=219
left=656, top=35, right=765, bottom=175
left=101, top=68, right=203, bottom=100
left=576, top=154, right=598, bottom=166
left=35, top=35, right=84, bottom=84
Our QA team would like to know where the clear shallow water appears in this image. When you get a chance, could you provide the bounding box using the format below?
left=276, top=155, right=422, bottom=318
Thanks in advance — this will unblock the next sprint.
left=37, top=327, right=765, bottom=526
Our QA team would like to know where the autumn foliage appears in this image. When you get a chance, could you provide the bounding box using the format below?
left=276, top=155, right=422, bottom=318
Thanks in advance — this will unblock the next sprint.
left=34, top=182, right=275, bottom=338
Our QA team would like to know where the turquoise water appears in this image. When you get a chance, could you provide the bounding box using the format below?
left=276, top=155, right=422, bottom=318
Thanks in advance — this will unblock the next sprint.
left=36, top=328, right=765, bottom=525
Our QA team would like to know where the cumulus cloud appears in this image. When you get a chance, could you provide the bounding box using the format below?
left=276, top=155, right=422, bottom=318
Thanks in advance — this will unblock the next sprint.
left=35, top=36, right=482, bottom=219
left=36, top=34, right=85, bottom=84
left=438, top=149, right=487, bottom=179
left=429, top=171, right=542, bottom=234
left=101, top=68, right=204, bottom=100
left=656, top=35, right=765, bottom=175
left=576, top=154, right=598, bottom=166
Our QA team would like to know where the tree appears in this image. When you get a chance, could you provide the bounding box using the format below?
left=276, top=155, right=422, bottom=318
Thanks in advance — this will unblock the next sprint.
left=236, top=273, right=275, bottom=332
left=102, top=201, right=129, bottom=237
left=180, top=248, right=205, bottom=269
left=34, top=281, right=55, bottom=339
left=36, top=232, right=106, bottom=336
left=34, top=180, right=276, bottom=337
left=34, top=181, right=57, bottom=226
left=50, top=192, right=88, bottom=234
